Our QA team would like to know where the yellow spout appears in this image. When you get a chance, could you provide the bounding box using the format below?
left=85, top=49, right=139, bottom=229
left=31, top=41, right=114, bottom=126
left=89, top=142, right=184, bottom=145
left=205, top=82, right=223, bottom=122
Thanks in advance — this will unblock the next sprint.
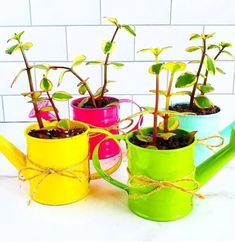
left=0, top=134, right=26, bottom=171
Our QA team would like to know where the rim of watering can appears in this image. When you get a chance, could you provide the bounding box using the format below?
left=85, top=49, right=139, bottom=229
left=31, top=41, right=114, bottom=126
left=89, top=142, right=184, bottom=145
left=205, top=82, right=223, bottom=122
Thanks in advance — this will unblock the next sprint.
left=71, top=96, right=120, bottom=111
left=125, top=126, right=197, bottom=153
left=24, top=120, right=90, bottom=143
left=171, top=102, right=221, bottom=118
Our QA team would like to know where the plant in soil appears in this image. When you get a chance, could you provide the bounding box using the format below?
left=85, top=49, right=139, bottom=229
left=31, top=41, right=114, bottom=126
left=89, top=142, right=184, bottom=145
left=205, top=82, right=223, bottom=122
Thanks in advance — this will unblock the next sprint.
left=35, top=17, right=136, bottom=109
left=6, top=31, right=85, bottom=139
left=172, top=32, right=235, bottom=115
left=129, top=47, right=196, bottom=150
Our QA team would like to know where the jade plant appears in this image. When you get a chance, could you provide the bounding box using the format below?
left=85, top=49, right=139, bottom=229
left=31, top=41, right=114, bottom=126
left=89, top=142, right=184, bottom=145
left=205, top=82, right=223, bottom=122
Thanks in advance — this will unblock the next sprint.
left=5, top=31, right=78, bottom=137
left=173, top=32, right=235, bottom=112
left=37, top=17, right=136, bottom=108
left=130, top=47, right=195, bottom=149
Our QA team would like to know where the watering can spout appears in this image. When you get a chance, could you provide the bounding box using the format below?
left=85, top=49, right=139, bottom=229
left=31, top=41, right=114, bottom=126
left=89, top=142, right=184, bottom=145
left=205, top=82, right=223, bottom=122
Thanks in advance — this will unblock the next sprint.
left=0, top=134, right=26, bottom=171
left=196, top=127, right=235, bottom=187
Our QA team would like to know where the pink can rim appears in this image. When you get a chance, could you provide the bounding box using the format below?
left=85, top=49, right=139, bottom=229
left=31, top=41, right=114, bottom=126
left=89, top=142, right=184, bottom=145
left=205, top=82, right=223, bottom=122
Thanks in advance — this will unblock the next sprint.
left=70, top=96, right=120, bottom=111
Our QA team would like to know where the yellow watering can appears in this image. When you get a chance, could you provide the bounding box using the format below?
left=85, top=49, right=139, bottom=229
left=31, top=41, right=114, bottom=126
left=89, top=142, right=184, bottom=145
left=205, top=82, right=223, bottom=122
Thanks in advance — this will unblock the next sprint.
left=0, top=120, right=121, bottom=205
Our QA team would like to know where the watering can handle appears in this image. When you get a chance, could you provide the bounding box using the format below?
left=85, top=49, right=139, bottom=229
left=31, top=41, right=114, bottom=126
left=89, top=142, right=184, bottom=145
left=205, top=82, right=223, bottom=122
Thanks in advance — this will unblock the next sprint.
left=92, top=132, right=129, bottom=192
left=119, top=99, right=144, bottom=133
left=89, top=129, right=124, bottom=181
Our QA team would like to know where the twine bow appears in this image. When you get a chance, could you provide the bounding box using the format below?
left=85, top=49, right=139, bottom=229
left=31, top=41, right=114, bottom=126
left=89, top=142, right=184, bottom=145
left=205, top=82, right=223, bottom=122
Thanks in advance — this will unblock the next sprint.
left=198, top=135, right=225, bottom=152
left=128, top=169, right=205, bottom=200
left=18, top=155, right=88, bottom=205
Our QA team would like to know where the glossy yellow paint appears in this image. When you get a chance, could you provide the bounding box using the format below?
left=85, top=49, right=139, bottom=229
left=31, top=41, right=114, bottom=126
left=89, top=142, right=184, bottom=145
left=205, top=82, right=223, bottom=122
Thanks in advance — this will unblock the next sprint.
left=0, top=120, right=122, bottom=205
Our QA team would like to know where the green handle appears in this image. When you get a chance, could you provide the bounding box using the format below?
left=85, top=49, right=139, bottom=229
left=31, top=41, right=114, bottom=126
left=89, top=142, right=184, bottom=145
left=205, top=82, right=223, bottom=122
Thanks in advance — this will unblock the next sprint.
left=92, top=134, right=129, bottom=193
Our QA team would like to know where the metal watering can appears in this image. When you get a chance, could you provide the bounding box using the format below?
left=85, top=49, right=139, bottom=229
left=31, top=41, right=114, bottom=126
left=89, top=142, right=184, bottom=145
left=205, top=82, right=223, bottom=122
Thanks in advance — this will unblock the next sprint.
left=93, top=123, right=235, bottom=221
left=0, top=120, right=121, bottom=205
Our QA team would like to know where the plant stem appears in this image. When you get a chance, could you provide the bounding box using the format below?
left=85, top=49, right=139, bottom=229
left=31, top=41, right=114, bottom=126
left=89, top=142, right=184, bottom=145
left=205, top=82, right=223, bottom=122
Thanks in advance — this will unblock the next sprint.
left=189, top=38, right=207, bottom=109
left=164, top=72, right=174, bottom=132
left=152, top=74, right=159, bottom=146
left=49, top=66, right=97, bottom=107
left=46, top=92, right=60, bottom=121
left=201, top=46, right=225, bottom=93
left=100, top=26, right=120, bottom=102
left=19, top=44, right=44, bottom=128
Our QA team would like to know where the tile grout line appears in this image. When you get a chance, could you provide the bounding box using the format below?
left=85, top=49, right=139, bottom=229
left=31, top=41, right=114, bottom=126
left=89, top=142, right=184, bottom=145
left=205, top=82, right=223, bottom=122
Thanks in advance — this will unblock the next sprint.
left=1, top=96, right=5, bottom=122
left=28, top=0, right=33, bottom=25
left=99, top=0, right=102, bottom=24
left=169, top=0, right=173, bottom=24
left=65, top=26, right=69, bottom=61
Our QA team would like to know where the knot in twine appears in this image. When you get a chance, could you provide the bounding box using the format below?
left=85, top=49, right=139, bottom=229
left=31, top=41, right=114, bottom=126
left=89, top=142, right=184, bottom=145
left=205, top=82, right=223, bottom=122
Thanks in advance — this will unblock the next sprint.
left=198, top=134, right=225, bottom=153
left=18, top=155, right=88, bottom=205
left=128, top=169, right=205, bottom=200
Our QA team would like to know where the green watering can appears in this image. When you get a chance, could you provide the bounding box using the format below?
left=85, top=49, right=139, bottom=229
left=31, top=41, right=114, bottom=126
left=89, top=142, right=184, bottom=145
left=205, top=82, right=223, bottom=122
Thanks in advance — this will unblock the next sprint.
left=93, top=125, right=235, bottom=222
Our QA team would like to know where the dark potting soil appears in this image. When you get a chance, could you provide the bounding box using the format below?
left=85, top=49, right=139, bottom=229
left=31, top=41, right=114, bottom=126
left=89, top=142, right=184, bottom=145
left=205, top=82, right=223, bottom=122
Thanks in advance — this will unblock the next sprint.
left=170, top=103, right=220, bottom=115
left=129, top=132, right=195, bottom=150
left=28, top=127, right=86, bottom=139
left=77, top=97, right=118, bottom=109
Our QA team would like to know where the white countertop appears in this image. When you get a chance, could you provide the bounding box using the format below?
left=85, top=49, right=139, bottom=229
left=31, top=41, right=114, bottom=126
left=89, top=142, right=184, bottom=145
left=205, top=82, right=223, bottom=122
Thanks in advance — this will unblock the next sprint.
left=0, top=123, right=235, bottom=242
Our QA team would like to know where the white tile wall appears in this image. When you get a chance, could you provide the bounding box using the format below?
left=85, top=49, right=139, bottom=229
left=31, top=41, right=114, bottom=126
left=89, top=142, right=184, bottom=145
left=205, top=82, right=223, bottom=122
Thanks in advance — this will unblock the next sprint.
left=0, top=0, right=30, bottom=25
left=172, top=0, right=235, bottom=24
left=0, top=0, right=234, bottom=125
left=101, top=0, right=171, bottom=24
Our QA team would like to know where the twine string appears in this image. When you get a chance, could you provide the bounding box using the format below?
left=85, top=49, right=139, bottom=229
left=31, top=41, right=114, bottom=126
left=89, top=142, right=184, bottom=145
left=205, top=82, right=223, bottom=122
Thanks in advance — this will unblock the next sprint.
left=18, top=155, right=89, bottom=205
left=198, top=135, right=225, bottom=152
left=128, top=169, right=205, bottom=200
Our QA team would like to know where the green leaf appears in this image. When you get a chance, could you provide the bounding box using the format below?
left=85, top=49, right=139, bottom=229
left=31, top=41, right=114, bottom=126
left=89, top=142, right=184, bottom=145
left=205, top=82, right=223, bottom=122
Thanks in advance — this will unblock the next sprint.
left=104, top=17, right=118, bottom=26
left=158, top=110, right=195, bottom=117
left=33, top=64, right=50, bottom=70
left=185, top=46, right=201, bottom=52
left=158, top=132, right=176, bottom=140
left=189, top=33, right=201, bottom=41
left=136, top=135, right=153, bottom=143
left=78, top=83, right=87, bottom=95
left=109, top=62, right=124, bottom=69
left=71, top=55, right=86, bottom=68
left=22, top=42, right=33, bottom=51
left=207, top=44, right=220, bottom=50
left=159, top=117, right=179, bottom=131
left=171, top=91, right=192, bottom=96
left=10, top=68, right=26, bottom=87
left=197, top=84, right=215, bottom=93
left=219, top=42, right=232, bottom=48
left=5, top=44, right=20, bottom=54
left=175, top=72, right=196, bottom=88
left=86, top=60, right=104, bottom=65
left=165, top=62, right=186, bottom=73
left=146, top=145, right=158, bottom=150
left=194, top=95, right=213, bottom=109
left=58, top=70, right=69, bottom=86
left=57, top=119, right=70, bottom=131
left=204, top=55, right=216, bottom=75
left=94, top=87, right=108, bottom=98
left=40, top=106, right=54, bottom=112
left=77, top=97, right=89, bottom=107
left=216, top=67, right=226, bottom=74
left=122, top=25, right=136, bottom=36
left=40, top=77, right=53, bottom=91
left=52, top=91, right=73, bottom=101
left=203, top=32, right=216, bottom=39
left=148, top=63, right=164, bottom=75
left=149, top=90, right=167, bottom=96
left=28, top=97, right=46, bottom=103
left=142, top=106, right=154, bottom=112
left=221, top=50, right=235, bottom=59
left=138, top=46, right=172, bottom=60
left=200, top=73, right=206, bottom=79
left=188, top=60, right=200, bottom=64
left=7, top=31, right=25, bottom=42
left=102, top=40, right=116, bottom=54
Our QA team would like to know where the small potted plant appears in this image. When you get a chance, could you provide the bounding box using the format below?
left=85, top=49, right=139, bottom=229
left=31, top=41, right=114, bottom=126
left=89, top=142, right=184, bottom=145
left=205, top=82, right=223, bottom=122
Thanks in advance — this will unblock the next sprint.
left=36, top=17, right=143, bottom=160
left=1, top=31, right=121, bottom=205
left=92, top=47, right=202, bottom=221
left=170, top=32, right=235, bottom=139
